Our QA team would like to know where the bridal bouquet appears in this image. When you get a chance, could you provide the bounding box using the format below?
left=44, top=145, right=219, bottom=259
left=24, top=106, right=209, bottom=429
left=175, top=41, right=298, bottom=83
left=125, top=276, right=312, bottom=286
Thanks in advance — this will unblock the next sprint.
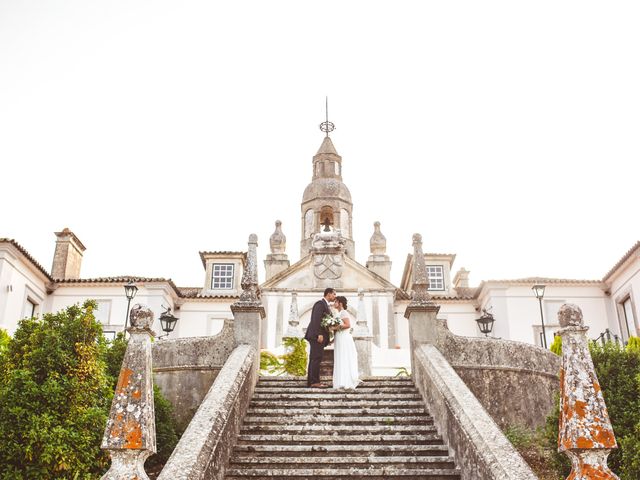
left=321, top=313, right=342, bottom=340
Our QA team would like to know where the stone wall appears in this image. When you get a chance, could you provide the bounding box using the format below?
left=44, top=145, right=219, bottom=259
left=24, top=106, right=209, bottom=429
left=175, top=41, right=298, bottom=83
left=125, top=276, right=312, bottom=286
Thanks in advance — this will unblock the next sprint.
left=152, top=319, right=235, bottom=429
left=434, top=319, right=561, bottom=430
left=414, top=344, right=537, bottom=480
left=157, top=344, right=257, bottom=480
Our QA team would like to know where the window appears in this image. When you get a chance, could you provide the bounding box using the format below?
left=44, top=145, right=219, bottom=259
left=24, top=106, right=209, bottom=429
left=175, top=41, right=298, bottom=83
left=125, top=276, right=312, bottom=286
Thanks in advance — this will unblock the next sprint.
left=212, top=264, right=234, bottom=289
left=427, top=265, right=445, bottom=290
left=622, top=297, right=637, bottom=338
left=23, top=298, right=37, bottom=318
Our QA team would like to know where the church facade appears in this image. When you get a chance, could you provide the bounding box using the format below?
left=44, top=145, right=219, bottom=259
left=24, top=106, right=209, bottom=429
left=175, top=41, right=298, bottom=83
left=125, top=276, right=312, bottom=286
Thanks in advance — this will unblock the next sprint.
left=1, top=133, right=638, bottom=371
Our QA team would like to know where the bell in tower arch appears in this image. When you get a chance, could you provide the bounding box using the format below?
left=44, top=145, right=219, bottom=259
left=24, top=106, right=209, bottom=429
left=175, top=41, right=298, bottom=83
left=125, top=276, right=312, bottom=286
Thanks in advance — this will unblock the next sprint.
left=320, top=206, right=334, bottom=232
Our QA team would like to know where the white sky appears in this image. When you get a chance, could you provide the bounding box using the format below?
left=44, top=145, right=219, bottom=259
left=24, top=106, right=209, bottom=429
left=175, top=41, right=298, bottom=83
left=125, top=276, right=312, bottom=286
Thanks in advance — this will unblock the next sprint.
left=1, top=1, right=639, bottom=288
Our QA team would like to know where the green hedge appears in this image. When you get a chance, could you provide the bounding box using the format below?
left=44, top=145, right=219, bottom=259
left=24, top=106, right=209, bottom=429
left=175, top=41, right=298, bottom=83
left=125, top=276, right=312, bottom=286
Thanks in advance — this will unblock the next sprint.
left=0, top=302, right=180, bottom=479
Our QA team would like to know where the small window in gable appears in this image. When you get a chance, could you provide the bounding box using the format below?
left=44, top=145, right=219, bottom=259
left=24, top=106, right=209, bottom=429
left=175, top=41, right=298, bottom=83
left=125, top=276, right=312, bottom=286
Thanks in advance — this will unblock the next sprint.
left=212, top=264, right=234, bottom=289
left=426, top=265, right=445, bottom=291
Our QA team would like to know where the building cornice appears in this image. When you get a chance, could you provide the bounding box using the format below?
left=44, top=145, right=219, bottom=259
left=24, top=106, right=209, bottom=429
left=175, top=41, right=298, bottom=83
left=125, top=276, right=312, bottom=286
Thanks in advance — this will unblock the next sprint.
left=0, top=238, right=53, bottom=282
left=602, top=240, right=640, bottom=283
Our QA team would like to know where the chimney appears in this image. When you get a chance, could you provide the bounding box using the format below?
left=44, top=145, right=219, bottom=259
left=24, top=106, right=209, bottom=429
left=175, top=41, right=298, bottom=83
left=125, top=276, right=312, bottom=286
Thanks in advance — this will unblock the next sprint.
left=51, top=228, right=86, bottom=279
left=453, top=268, right=470, bottom=289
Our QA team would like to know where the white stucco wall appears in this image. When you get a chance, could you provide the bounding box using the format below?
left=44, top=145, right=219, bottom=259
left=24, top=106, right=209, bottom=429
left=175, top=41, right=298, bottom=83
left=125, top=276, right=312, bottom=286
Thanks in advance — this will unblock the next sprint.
left=606, top=252, right=640, bottom=339
left=0, top=244, right=49, bottom=334
left=478, top=283, right=611, bottom=346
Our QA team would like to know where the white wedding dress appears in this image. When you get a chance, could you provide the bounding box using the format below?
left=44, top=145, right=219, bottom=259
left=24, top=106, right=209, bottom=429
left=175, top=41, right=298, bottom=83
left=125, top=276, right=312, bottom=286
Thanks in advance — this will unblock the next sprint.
left=332, top=309, right=360, bottom=389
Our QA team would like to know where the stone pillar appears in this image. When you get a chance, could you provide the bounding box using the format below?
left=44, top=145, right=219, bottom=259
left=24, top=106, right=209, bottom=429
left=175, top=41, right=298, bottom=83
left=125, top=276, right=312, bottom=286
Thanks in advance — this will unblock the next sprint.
left=231, top=234, right=266, bottom=354
left=557, top=304, right=619, bottom=480
left=284, top=291, right=303, bottom=339
left=101, top=305, right=156, bottom=480
left=264, top=220, right=290, bottom=281
left=51, top=227, right=86, bottom=279
left=353, top=289, right=373, bottom=378
left=404, top=233, right=440, bottom=375
left=366, top=221, right=392, bottom=281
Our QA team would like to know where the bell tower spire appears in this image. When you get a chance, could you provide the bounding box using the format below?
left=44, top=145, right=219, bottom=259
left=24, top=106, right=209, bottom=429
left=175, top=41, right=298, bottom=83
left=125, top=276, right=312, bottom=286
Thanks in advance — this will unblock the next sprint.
left=300, top=100, right=355, bottom=259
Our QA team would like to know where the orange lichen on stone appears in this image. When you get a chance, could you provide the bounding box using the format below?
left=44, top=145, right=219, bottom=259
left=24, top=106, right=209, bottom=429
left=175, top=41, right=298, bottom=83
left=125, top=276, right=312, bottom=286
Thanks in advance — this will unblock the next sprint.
left=574, top=400, right=588, bottom=418
left=132, top=389, right=141, bottom=400
left=124, top=418, right=143, bottom=449
left=593, top=381, right=602, bottom=394
left=115, top=368, right=134, bottom=395
left=568, top=463, right=617, bottom=480
left=110, top=413, right=125, bottom=438
left=593, top=426, right=616, bottom=448
left=576, top=437, right=595, bottom=449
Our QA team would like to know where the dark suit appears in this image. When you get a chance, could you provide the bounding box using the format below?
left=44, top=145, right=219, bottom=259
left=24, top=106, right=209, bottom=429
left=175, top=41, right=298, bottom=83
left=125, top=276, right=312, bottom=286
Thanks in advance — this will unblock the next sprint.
left=305, top=298, right=331, bottom=386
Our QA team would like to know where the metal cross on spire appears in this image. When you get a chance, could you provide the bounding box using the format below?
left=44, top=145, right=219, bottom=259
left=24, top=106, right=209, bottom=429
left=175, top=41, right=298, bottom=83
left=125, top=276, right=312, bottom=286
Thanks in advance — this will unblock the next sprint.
left=319, top=96, right=335, bottom=137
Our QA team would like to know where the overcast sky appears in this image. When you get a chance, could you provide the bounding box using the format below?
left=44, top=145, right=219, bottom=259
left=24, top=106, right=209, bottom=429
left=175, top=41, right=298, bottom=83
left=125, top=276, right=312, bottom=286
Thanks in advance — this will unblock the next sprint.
left=1, top=1, right=639, bottom=288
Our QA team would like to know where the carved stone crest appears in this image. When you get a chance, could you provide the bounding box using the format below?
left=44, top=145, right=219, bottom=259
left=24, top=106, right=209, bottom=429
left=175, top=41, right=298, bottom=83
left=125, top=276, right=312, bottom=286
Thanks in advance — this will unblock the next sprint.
left=313, top=253, right=343, bottom=279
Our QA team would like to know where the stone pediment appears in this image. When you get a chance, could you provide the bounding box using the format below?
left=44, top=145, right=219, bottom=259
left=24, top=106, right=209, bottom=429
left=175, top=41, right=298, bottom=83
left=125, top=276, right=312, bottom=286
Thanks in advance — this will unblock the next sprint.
left=260, top=254, right=397, bottom=291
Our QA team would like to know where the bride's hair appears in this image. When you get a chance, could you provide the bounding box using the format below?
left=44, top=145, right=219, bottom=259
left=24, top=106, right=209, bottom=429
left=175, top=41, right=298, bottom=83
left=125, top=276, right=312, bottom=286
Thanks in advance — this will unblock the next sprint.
left=336, top=296, right=348, bottom=309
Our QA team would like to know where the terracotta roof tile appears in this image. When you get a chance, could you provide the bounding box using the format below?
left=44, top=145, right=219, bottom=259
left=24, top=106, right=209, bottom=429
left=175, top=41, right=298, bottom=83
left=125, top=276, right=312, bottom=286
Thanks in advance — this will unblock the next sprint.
left=55, top=276, right=182, bottom=297
left=602, top=240, right=640, bottom=282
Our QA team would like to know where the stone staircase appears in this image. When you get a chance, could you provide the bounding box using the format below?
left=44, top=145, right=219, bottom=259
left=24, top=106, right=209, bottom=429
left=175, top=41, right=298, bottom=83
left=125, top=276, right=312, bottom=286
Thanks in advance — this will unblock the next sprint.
left=224, top=376, right=461, bottom=479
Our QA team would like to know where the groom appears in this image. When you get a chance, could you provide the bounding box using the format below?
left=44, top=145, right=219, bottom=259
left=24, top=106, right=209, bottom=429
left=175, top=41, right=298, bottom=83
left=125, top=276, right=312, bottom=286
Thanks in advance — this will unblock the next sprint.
left=305, top=287, right=336, bottom=388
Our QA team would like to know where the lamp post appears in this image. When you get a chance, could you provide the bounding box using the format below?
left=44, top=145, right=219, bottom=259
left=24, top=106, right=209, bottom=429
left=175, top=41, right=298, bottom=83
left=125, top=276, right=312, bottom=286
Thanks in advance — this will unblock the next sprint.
left=159, top=307, right=179, bottom=338
left=123, top=281, right=138, bottom=332
left=532, top=284, right=547, bottom=348
left=475, top=309, right=496, bottom=337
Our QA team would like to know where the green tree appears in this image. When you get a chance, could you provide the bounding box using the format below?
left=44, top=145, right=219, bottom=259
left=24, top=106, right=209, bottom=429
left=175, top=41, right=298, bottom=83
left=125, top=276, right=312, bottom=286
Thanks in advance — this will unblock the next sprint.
left=0, top=301, right=111, bottom=479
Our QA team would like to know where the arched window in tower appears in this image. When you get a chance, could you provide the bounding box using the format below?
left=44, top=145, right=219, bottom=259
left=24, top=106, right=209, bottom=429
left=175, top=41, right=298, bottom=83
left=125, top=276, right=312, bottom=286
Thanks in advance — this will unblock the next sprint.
left=320, top=206, right=334, bottom=231
left=340, top=208, right=350, bottom=236
left=304, top=209, right=315, bottom=238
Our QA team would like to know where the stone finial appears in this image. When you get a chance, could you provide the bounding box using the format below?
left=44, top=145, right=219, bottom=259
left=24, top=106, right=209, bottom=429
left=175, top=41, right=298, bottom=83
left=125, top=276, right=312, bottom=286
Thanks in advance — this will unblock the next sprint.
left=284, top=292, right=303, bottom=338
left=129, top=304, right=154, bottom=331
left=237, top=234, right=260, bottom=305
left=557, top=303, right=619, bottom=480
left=409, top=233, right=434, bottom=306
left=370, top=221, right=386, bottom=255
left=101, top=304, right=156, bottom=480
left=269, top=220, right=286, bottom=255
left=558, top=303, right=584, bottom=328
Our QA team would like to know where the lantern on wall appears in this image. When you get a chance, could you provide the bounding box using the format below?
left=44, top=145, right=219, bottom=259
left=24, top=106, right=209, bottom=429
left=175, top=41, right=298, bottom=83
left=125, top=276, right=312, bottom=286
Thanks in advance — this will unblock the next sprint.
left=475, top=308, right=495, bottom=337
left=159, top=307, right=179, bottom=338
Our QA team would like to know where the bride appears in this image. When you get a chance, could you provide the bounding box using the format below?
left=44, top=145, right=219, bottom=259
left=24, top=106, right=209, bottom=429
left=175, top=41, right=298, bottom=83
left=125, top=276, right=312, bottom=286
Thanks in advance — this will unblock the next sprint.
left=331, top=296, right=360, bottom=389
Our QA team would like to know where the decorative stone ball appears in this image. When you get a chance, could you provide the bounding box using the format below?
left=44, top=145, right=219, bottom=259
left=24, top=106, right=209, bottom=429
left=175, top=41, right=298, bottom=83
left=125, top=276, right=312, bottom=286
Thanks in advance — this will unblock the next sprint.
left=129, top=304, right=154, bottom=329
left=412, top=233, right=422, bottom=245
left=558, top=303, right=584, bottom=327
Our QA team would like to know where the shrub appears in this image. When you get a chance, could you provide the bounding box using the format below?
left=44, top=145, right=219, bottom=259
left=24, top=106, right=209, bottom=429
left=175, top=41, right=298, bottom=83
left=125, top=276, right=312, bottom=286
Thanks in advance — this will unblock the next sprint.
left=549, top=335, right=562, bottom=356
left=0, top=301, right=111, bottom=479
left=260, top=338, right=308, bottom=377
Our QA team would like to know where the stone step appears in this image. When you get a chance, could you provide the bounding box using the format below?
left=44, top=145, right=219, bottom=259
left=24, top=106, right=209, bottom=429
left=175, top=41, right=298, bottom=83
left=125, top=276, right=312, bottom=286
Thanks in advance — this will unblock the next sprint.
left=240, top=424, right=437, bottom=434
left=249, top=400, right=425, bottom=409
left=252, top=393, right=422, bottom=401
left=225, top=467, right=460, bottom=479
left=254, top=386, right=417, bottom=394
left=236, top=433, right=443, bottom=445
left=242, top=415, right=433, bottom=426
left=232, top=444, right=451, bottom=457
left=229, top=455, right=456, bottom=469
left=257, top=378, right=414, bottom=386
left=246, top=407, right=428, bottom=416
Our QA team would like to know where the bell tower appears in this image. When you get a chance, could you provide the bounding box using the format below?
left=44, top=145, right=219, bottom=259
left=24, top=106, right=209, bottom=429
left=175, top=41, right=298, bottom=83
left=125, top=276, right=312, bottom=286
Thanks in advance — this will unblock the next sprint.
left=300, top=103, right=354, bottom=258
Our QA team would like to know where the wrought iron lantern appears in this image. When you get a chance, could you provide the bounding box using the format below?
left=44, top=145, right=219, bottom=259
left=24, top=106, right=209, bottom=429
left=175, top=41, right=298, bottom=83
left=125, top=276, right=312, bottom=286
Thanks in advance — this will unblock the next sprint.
left=159, top=307, right=179, bottom=337
left=476, top=308, right=495, bottom=336
left=123, top=281, right=138, bottom=332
